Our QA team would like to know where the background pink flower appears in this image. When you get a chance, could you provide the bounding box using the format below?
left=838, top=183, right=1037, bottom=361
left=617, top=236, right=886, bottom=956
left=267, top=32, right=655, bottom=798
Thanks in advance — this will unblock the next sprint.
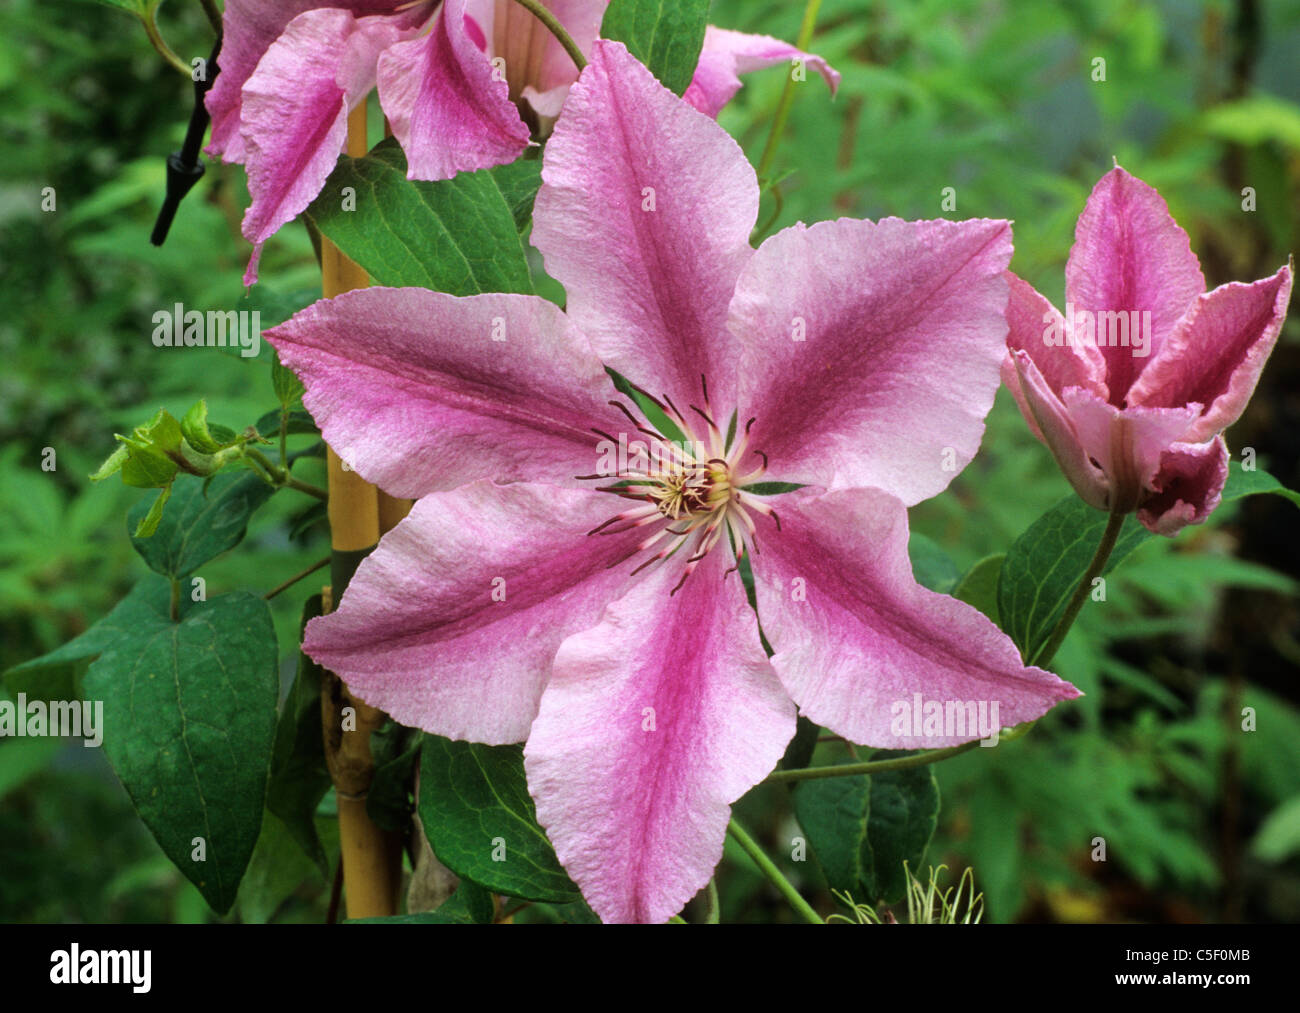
left=1003, top=165, right=1292, bottom=535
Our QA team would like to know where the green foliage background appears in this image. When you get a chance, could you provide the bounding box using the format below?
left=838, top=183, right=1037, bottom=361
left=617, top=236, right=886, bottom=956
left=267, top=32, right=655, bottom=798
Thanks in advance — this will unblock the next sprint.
left=1, top=0, right=1298, bottom=923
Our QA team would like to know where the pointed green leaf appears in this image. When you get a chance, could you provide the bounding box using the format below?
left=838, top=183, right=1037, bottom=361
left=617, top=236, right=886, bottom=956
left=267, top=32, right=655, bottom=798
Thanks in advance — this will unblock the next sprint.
left=306, top=139, right=533, bottom=294
left=998, top=461, right=1299, bottom=662
left=417, top=737, right=580, bottom=903
left=794, top=753, right=940, bottom=905
left=600, top=0, right=710, bottom=95
left=128, top=472, right=275, bottom=578
left=83, top=588, right=279, bottom=913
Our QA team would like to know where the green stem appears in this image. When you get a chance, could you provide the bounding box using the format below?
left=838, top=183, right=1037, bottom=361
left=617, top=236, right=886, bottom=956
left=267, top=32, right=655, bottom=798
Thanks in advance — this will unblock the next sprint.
left=141, top=8, right=192, bottom=77
left=1031, top=510, right=1126, bottom=668
left=279, top=408, right=289, bottom=468
left=510, top=0, right=587, bottom=72
left=727, top=819, right=822, bottom=924
left=765, top=741, right=981, bottom=785
left=264, top=556, right=331, bottom=601
left=755, top=0, right=823, bottom=183
left=245, top=447, right=328, bottom=501
left=702, top=879, right=720, bottom=924
left=169, top=577, right=180, bottom=622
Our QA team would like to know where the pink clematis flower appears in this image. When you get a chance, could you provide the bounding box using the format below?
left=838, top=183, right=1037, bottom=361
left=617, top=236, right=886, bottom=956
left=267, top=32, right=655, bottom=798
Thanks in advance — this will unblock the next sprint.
left=1003, top=166, right=1293, bottom=535
left=266, top=41, right=1075, bottom=923
left=205, top=0, right=839, bottom=285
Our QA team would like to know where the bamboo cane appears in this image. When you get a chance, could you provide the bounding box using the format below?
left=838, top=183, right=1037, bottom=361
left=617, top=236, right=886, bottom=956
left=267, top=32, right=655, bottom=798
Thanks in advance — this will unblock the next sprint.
left=320, top=101, right=403, bottom=921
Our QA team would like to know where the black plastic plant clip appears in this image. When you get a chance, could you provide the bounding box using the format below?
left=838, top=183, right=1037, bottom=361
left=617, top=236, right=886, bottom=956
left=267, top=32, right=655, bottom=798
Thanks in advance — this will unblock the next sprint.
left=151, top=34, right=222, bottom=247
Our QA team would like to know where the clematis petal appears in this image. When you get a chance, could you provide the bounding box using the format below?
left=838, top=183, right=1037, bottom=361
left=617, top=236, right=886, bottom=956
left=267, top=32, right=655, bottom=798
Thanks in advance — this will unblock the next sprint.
left=525, top=550, right=795, bottom=924
left=1064, top=166, right=1206, bottom=402
left=265, top=287, right=618, bottom=497
left=532, top=39, right=758, bottom=412
left=1008, top=352, right=1109, bottom=511
left=1003, top=271, right=1107, bottom=430
left=1127, top=265, right=1293, bottom=443
left=1059, top=389, right=1200, bottom=512
left=377, top=0, right=532, bottom=181
left=206, top=0, right=333, bottom=162
left=731, top=217, right=1012, bottom=505
left=1137, top=437, right=1230, bottom=536
left=683, top=25, right=840, bottom=119
left=751, top=486, right=1079, bottom=748
left=239, top=10, right=404, bottom=285
left=303, top=481, right=646, bottom=744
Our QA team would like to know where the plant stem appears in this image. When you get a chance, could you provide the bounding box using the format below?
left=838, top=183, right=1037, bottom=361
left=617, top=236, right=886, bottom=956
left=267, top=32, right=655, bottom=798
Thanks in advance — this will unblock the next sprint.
left=765, top=741, right=981, bottom=784
left=755, top=0, right=823, bottom=184
left=169, top=577, right=180, bottom=622
left=141, top=8, right=191, bottom=77
left=702, top=878, right=720, bottom=924
left=245, top=447, right=328, bottom=501
left=1032, top=510, right=1126, bottom=668
left=510, top=0, right=587, bottom=72
left=727, top=818, right=822, bottom=924
left=264, top=556, right=330, bottom=601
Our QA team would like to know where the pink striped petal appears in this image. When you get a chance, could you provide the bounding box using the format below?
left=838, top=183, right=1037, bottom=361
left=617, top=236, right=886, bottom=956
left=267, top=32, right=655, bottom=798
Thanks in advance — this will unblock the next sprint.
left=1060, top=389, right=1200, bottom=513
left=206, top=0, right=330, bottom=162
left=684, top=26, right=840, bottom=119
left=532, top=39, right=758, bottom=411
left=1128, top=265, right=1293, bottom=442
left=751, top=487, right=1079, bottom=747
left=264, top=287, right=618, bottom=497
left=1064, top=166, right=1205, bottom=402
left=304, top=481, right=645, bottom=744
left=1004, top=271, right=1106, bottom=431
left=377, top=0, right=532, bottom=181
left=206, top=1, right=426, bottom=162
left=525, top=550, right=795, bottom=923
left=731, top=218, right=1013, bottom=504
left=239, top=9, right=405, bottom=285
left=1007, top=352, right=1109, bottom=510
left=1138, top=437, right=1230, bottom=536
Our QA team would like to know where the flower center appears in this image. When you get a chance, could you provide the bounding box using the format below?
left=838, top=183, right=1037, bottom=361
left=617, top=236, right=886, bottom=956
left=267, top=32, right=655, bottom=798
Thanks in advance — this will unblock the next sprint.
left=582, top=380, right=779, bottom=594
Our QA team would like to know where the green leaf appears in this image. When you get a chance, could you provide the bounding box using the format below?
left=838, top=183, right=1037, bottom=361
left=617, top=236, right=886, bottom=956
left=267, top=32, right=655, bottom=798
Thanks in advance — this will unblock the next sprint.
left=128, top=472, right=275, bottom=578
left=306, top=138, right=533, bottom=294
left=181, top=399, right=235, bottom=454
left=266, top=595, right=332, bottom=872
left=953, top=553, right=1004, bottom=625
left=600, top=0, right=710, bottom=95
left=1252, top=795, right=1300, bottom=862
left=908, top=532, right=960, bottom=593
left=997, top=462, right=1300, bottom=662
left=780, top=714, right=820, bottom=772
left=348, top=892, right=478, bottom=924
left=132, top=484, right=172, bottom=538
left=89, top=442, right=129, bottom=482
left=255, top=408, right=319, bottom=439
left=458, top=878, right=496, bottom=925
left=367, top=725, right=422, bottom=833
left=417, top=737, right=580, bottom=904
left=1222, top=460, right=1300, bottom=508
left=860, top=751, right=941, bottom=903
left=82, top=588, right=279, bottom=913
left=237, top=811, right=327, bottom=923
left=272, top=356, right=306, bottom=408
left=490, top=157, right=544, bottom=233
left=794, top=753, right=940, bottom=905
left=5, top=579, right=169, bottom=691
